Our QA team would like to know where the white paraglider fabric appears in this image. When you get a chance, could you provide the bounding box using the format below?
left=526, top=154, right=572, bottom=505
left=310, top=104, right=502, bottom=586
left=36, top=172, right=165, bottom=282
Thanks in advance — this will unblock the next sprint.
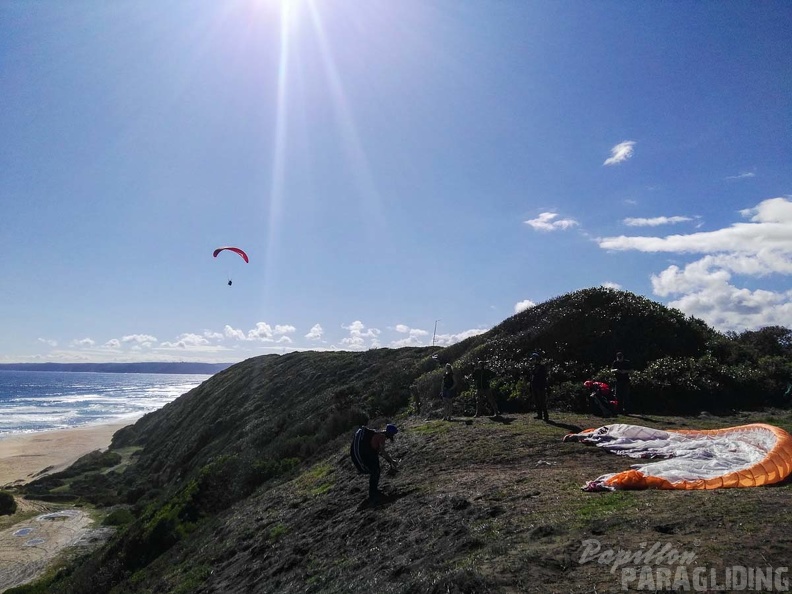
left=570, top=423, right=779, bottom=489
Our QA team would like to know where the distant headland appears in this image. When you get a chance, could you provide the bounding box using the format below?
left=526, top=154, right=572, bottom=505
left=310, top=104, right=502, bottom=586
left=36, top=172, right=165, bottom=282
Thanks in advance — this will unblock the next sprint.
left=0, top=362, right=233, bottom=375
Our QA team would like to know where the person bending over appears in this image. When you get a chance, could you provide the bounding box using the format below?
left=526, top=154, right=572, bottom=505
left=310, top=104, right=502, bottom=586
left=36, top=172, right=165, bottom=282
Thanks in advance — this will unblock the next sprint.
left=350, top=424, right=399, bottom=505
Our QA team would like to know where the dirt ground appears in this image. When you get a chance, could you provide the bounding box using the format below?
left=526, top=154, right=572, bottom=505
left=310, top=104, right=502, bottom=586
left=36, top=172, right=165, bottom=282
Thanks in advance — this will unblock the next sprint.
left=5, top=410, right=792, bottom=593
left=0, top=500, right=112, bottom=593
left=179, top=409, right=792, bottom=594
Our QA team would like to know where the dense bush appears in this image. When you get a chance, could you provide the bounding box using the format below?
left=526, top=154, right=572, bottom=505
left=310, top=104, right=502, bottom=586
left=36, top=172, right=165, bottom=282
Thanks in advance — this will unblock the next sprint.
left=102, top=507, right=135, bottom=527
left=0, top=491, right=16, bottom=515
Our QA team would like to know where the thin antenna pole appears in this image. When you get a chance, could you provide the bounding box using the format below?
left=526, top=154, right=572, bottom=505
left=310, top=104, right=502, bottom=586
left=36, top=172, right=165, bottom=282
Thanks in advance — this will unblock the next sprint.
left=432, top=319, right=440, bottom=347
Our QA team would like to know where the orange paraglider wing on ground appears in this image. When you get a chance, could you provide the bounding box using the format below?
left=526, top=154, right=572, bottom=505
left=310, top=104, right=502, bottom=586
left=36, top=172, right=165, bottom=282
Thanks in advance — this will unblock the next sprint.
left=212, top=247, right=249, bottom=263
left=563, top=423, right=792, bottom=491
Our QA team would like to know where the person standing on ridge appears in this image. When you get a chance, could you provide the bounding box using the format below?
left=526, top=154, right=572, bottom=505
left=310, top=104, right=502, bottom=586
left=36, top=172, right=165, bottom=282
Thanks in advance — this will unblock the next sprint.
left=528, top=352, right=549, bottom=421
left=350, top=424, right=399, bottom=505
left=441, top=363, right=456, bottom=421
left=611, top=351, right=633, bottom=414
left=471, top=359, right=499, bottom=417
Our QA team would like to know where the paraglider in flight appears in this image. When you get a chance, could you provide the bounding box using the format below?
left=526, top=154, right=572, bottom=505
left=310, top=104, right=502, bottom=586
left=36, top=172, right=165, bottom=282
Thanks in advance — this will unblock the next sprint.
left=213, top=246, right=249, bottom=286
left=212, top=247, right=249, bottom=263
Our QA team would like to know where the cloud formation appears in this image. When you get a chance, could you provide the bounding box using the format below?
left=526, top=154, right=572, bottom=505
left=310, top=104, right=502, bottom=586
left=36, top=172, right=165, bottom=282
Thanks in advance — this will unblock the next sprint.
left=122, top=334, right=157, bottom=347
left=305, top=324, right=324, bottom=340
left=389, top=324, right=429, bottom=347
left=726, top=171, right=756, bottom=181
left=340, top=320, right=381, bottom=350
left=159, top=333, right=210, bottom=349
left=603, top=141, right=636, bottom=166
left=623, top=216, right=693, bottom=227
left=514, top=299, right=535, bottom=314
left=598, top=197, right=792, bottom=331
left=432, top=328, right=488, bottom=346
left=524, top=212, right=579, bottom=232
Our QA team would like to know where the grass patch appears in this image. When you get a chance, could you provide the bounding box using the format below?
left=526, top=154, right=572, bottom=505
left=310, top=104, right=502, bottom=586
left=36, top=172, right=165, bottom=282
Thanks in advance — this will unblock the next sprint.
left=269, top=523, right=288, bottom=541
left=575, top=490, right=636, bottom=523
left=103, top=446, right=143, bottom=474
left=170, top=564, right=212, bottom=594
left=294, top=462, right=335, bottom=497
left=409, top=420, right=452, bottom=436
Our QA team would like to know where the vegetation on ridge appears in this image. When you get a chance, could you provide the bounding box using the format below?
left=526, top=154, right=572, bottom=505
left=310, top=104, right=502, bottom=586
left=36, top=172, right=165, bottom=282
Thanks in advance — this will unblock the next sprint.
left=7, top=288, right=792, bottom=593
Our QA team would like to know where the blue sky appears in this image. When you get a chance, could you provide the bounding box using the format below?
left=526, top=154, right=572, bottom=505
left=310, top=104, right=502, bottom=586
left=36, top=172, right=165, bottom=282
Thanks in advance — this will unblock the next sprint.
left=1, top=1, right=791, bottom=363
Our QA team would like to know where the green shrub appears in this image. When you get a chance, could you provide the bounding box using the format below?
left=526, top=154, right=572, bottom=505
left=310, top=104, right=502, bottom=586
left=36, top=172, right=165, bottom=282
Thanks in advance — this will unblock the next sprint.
left=0, top=491, right=17, bottom=515
left=103, top=508, right=135, bottom=527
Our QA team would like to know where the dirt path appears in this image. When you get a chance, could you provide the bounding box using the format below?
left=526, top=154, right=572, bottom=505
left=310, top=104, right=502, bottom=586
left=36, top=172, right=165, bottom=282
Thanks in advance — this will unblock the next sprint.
left=0, top=504, right=98, bottom=592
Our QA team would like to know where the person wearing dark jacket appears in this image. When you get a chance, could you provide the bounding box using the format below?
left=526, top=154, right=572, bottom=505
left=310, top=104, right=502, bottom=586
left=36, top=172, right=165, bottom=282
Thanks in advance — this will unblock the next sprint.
left=611, top=352, right=633, bottom=414
left=350, top=424, right=399, bottom=505
left=528, top=352, right=549, bottom=421
left=441, top=363, right=456, bottom=421
left=471, top=360, right=499, bottom=417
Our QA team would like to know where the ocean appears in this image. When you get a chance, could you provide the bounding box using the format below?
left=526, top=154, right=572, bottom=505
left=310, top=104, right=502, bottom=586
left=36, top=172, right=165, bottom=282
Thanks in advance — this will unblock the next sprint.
left=0, top=370, right=210, bottom=437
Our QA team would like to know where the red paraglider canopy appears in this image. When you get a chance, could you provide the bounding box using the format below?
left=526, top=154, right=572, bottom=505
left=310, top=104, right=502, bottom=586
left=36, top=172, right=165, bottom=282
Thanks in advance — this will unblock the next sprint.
left=212, top=247, right=249, bottom=263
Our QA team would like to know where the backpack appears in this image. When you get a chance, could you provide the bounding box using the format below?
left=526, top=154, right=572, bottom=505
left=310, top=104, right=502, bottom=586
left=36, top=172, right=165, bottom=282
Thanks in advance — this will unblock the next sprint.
left=350, top=426, right=376, bottom=473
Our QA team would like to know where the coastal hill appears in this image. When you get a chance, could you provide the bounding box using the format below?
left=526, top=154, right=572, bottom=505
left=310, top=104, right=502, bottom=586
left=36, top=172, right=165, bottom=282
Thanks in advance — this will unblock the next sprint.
left=8, top=288, right=792, bottom=593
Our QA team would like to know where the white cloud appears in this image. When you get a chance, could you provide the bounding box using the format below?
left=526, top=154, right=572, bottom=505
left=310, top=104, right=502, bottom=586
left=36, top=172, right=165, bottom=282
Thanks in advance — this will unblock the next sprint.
left=274, top=325, right=296, bottom=335
left=599, top=196, right=792, bottom=331
left=277, top=335, right=293, bottom=344
left=388, top=325, right=429, bottom=347
left=204, top=330, right=224, bottom=340
left=601, top=282, right=622, bottom=290
left=71, top=338, right=95, bottom=348
left=600, top=198, right=792, bottom=254
left=159, top=333, right=209, bottom=348
left=623, top=216, right=693, bottom=227
left=224, top=325, right=246, bottom=341
left=121, top=334, right=157, bottom=347
left=104, top=339, right=121, bottom=348
left=524, top=212, right=579, bottom=232
left=247, top=322, right=276, bottom=342
left=726, top=171, right=756, bottom=181
left=340, top=320, right=381, bottom=350
left=603, top=141, right=635, bottom=166
left=305, top=324, right=324, bottom=340
left=514, top=300, right=535, bottom=314
left=37, top=338, right=57, bottom=347
left=433, top=328, right=489, bottom=346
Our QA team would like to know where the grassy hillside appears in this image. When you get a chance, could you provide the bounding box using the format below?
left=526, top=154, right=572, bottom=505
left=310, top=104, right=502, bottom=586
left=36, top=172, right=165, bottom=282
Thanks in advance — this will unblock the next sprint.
left=8, top=288, right=792, bottom=593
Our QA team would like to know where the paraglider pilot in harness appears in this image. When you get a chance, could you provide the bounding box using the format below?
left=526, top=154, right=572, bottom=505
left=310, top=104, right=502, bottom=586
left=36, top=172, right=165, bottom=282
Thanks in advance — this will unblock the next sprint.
left=350, top=424, right=399, bottom=504
left=585, top=380, right=618, bottom=418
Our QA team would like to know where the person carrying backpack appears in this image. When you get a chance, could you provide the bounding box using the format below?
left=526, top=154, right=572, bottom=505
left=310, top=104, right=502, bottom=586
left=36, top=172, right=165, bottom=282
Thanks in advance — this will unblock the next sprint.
left=350, top=424, right=399, bottom=505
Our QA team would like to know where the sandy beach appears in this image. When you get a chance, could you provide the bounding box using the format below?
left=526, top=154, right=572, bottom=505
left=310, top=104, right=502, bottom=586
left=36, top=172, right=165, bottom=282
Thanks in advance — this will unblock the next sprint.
left=0, top=422, right=133, bottom=488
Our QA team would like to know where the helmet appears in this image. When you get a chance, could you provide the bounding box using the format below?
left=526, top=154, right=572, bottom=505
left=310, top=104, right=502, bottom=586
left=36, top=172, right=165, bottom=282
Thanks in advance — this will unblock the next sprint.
left=530, top=352, right=540, bottom=360
left=584, top=380, right=593, bottom=388
left=385, top=423, right=398, bottom=436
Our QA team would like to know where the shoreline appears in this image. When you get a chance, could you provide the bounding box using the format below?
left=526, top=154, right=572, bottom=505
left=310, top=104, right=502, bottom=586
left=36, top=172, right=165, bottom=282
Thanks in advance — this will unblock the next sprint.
left=0, top=420, right=137, bottom=488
